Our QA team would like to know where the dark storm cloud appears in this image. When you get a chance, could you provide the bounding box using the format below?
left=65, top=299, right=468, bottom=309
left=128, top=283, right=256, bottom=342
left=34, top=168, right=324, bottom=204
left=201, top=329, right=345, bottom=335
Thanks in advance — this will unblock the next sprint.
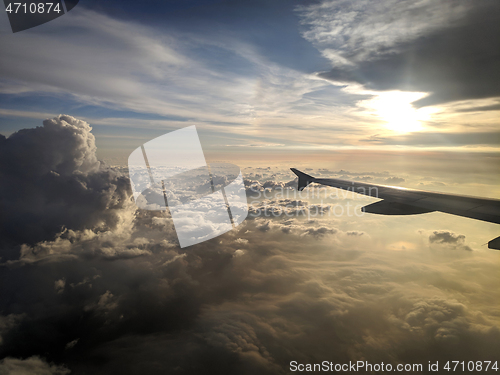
left=310, top=0, right=500, bottom=107
left=430, top=230, right=465, bottom=245
left=429, top=230, right=472, bottom=251
left=363, top=131, right=500, bottom=146
left=0, top=115, right=131, bottom=255
left=0, top=356, right=70, bottom=374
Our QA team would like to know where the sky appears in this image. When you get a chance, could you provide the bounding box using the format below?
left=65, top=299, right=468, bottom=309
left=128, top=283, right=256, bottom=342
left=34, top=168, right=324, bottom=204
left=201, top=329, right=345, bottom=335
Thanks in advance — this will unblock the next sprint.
left=0, top=0, right=499, bottom=374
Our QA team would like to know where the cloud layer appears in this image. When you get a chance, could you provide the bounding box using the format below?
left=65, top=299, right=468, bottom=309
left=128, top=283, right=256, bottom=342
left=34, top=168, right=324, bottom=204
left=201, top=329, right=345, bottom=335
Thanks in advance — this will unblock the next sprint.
left=1, top=117, right=499, bottom=374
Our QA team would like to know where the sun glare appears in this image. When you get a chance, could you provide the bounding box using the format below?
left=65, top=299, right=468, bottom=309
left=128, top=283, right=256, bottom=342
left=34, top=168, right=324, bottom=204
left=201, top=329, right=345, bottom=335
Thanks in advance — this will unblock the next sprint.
left=362, top=91, right=434, bottom=133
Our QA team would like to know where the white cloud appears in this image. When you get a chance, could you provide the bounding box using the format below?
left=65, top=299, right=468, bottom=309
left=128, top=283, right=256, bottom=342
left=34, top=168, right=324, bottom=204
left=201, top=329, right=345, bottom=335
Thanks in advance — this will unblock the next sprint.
left=299, top=0, right=469, bottom=63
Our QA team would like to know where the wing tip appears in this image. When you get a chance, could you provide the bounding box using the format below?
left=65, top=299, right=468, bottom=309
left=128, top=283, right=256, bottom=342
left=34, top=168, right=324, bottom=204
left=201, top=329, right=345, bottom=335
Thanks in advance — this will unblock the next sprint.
left=290, top=168, right=315, bottom=191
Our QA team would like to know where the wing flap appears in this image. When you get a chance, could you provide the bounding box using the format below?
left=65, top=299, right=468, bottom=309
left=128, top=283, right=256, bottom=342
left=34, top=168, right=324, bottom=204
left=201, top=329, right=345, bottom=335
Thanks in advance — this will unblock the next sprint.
left=362, top=201, right=434, bottom=215
left=488, top=236, right=500, bottom=250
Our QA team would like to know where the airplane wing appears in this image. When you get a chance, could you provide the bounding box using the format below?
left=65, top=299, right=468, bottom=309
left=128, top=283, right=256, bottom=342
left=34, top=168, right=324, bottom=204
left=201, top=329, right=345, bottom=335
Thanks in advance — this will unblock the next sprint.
left=291, top=168, right=500, bottom=250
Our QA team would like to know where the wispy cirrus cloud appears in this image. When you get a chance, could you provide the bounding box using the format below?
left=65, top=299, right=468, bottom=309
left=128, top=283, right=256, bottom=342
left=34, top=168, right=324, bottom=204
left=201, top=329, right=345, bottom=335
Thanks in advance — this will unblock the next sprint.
left=299, top=0, right=500, bottom=107
left=299, top=0, right=468, bottom=64
left=0, top=7, right=366, bottom=146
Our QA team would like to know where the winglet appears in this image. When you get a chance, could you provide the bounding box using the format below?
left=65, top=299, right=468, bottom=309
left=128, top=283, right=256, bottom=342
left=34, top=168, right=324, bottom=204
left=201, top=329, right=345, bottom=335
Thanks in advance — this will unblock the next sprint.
left=290, top=168, right=315, bottom=191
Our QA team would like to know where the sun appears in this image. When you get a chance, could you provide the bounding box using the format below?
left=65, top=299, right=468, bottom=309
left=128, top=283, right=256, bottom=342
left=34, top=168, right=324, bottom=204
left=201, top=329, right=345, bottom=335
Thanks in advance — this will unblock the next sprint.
left=364, top=91, right=434, bottom=133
